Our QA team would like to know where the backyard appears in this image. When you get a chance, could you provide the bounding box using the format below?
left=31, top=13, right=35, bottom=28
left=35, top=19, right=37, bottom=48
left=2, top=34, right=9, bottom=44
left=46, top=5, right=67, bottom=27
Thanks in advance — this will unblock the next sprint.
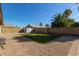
left=0, top=3, right=79, bottom=56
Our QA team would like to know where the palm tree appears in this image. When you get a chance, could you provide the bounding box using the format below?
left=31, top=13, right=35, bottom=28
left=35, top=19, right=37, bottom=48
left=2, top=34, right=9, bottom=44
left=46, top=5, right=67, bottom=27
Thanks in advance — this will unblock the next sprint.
left=51, top=13, right=64, bottom=27
left=51, top=9, right=75, bottom=28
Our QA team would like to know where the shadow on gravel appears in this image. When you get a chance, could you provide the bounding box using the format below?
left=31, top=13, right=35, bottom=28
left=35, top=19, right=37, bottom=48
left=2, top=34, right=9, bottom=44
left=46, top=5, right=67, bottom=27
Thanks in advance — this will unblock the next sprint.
left=13, top=35, right=79, bottom=43
left=13, top=34, right=60, bottom=43
left=54, top=35, right=79, bottom=42
left=13, top=36, right=32, bottom=42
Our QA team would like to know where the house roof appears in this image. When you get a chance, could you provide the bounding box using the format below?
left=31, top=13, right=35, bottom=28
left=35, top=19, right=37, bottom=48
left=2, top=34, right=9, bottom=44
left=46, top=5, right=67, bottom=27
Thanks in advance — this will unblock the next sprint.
left=26, top=24, right=33, bottom=28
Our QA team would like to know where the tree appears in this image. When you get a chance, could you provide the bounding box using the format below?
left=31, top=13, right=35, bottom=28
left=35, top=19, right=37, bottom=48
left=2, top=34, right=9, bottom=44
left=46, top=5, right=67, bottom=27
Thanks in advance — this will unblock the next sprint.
left=63, top=9, right=72, bottom=18
left=62, top=18, right=75, bottom=27
left=51, top=9, right=75, bottom=28
left=51, top=13, right=64, bottom=27
left=72, top=22, right=79, bottom=27
left=39, top=22, right=43, bottom=27
left=45, top=24, right=49, bottom=28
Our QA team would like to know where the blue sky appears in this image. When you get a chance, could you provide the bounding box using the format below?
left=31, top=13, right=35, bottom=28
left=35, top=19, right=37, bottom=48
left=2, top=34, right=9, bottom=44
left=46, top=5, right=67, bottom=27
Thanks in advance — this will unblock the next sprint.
left=1, top=3, right=79, bottom=27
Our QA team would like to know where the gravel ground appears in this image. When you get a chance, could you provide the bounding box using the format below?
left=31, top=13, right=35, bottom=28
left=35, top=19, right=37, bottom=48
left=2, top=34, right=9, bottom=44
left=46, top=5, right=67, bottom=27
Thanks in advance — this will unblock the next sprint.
left=0, top=33, right=76, bottom=56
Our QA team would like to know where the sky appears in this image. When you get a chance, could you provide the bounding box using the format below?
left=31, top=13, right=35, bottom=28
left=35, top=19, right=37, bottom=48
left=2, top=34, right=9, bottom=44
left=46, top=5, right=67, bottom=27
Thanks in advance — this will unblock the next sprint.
left=1, top=3, right=79, bottom=27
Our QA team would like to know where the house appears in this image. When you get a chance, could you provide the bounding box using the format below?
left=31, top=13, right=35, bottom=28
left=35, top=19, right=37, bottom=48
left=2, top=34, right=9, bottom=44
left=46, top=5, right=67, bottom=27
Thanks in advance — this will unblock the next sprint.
left=24, top=24, right=33, bottom=33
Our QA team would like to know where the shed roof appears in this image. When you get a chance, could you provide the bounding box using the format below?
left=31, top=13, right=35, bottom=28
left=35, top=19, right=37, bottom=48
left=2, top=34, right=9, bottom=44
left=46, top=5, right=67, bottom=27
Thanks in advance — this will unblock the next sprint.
left=26, top=24, right=33, bottom=28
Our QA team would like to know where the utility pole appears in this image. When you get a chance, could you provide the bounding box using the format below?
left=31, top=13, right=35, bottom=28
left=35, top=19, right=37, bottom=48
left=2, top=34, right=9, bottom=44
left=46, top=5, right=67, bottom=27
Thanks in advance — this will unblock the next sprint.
left=0, top=3, right=4, bottom=26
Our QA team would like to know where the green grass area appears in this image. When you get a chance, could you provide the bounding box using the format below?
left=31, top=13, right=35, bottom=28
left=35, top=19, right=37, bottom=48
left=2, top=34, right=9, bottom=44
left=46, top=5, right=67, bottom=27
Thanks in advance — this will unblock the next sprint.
left=21, top=34, right=61, bottom=43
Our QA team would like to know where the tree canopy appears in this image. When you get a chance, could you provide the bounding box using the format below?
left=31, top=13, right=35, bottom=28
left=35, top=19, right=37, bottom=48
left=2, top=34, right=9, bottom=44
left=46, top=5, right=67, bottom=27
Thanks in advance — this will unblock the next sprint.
left=45, top=24, right=50, bottom=28
left=51, top=9, right=78, bottom=28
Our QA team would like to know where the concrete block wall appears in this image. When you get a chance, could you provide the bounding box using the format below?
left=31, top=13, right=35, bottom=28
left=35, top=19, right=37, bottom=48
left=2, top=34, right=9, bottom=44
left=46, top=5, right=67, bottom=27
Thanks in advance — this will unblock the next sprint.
left=33, top=27, right=79, bottom=35
left=1, top=27, right=20, bottom=33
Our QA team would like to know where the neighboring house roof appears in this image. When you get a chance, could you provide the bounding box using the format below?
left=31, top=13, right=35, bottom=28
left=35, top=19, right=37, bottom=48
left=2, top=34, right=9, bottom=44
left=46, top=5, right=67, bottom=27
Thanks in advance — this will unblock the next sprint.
left=26, top=24, right=33, bottom=28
